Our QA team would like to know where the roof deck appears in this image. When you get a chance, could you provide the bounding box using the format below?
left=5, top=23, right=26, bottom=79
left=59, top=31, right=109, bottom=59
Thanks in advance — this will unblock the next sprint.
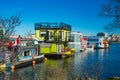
left=35, top=22, right=71, bottom=31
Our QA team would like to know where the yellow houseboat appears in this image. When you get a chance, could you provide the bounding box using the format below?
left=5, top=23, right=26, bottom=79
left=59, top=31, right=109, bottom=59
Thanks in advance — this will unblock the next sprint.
left=35, top=22, right=73, bottom=59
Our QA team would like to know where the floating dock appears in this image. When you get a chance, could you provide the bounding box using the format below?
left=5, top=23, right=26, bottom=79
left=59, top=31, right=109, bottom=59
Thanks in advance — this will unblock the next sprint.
left=0, top=55, right=46, bottom=70
left=13, top=57, right=45, bottom=69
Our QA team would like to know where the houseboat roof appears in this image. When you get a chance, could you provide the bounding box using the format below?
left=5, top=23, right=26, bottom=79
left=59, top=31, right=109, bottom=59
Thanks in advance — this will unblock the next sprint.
left=34, top=22, right=71, bottom=31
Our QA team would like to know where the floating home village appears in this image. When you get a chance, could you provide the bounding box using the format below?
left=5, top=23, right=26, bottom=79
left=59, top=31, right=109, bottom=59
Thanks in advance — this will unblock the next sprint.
left=0, top=22, right=111, bottom=71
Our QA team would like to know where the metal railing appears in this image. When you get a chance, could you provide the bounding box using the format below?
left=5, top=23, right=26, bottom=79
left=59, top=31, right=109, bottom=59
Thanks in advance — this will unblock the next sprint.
left=35, top=22, right=71, bottom=31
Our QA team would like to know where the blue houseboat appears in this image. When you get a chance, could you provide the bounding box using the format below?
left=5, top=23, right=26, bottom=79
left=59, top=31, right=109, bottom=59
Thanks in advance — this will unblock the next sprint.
left=0, top=36, right=45, bottom=69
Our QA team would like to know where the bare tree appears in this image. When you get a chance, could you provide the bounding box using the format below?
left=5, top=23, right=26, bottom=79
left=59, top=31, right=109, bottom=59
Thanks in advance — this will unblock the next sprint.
left=99, top=0, right=120, bottom=33
left=0, top=12, right=22, bottom=36
left=25, top=30, right=32, bottom=37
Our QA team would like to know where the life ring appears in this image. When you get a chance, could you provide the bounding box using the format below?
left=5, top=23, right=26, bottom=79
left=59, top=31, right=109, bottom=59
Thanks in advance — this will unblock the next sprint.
left=61, top=48, right=64, bottom=52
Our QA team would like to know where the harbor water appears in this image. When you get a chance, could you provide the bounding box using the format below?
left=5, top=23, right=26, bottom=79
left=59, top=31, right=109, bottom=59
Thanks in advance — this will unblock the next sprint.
left=0, top=42, right=120, bottom=80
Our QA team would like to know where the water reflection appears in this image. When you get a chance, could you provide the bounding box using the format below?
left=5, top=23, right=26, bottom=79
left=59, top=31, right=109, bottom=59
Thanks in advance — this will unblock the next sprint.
left=0, top=43, right=120, bottom=80
left=73, top=51, right=103, bottom=79
left=98, top=49, right=109, bottom=62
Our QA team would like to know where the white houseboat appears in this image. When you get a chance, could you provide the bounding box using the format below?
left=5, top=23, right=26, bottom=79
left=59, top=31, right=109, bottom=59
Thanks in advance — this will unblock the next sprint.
left=86, top=36, right=109, bottom=49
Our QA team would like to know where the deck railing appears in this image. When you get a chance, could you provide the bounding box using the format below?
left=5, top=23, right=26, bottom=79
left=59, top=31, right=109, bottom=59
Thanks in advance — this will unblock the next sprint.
left=35, top=22, right=71, bottom=31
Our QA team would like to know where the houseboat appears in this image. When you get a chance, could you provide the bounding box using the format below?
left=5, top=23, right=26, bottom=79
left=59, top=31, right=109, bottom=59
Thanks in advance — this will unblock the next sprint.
left=68, top=32, right=83, bottom=53
left=0, top=35, right=45, bottom=69
left=35, top=22, right=74, bottom=59
left=86, top=36, right=109, bottom=49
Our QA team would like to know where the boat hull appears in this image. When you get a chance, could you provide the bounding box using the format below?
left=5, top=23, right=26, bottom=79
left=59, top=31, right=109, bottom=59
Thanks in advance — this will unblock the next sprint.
left=13, top=54, right=45, bottom=69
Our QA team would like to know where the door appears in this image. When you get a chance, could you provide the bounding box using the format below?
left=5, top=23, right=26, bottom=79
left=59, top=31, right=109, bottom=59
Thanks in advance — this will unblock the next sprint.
left=57, top=43, right=61, bottom=53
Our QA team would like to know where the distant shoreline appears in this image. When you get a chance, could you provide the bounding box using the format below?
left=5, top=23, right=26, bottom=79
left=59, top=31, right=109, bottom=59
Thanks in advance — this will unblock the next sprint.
left=110, top=41, right=120, bottom=43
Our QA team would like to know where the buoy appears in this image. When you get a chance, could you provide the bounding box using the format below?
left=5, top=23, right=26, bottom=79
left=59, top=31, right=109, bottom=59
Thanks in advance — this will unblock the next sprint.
left=11, top=65, right=15, bottom=72
left=44, top=58, right=47, bottom=62
left=11, top=65, right=15, bottom=69
left=32, top=60, right=36, bottom=65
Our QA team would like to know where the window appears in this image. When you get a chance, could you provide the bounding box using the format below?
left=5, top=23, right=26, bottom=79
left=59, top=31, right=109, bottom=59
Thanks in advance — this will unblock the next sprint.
left=41, top=34, right=46, bottom=37
left=62, top=31, right=64, bottom=40
left=66, top=32, right=70, bottom=41
left=49, top=32, right=53, bottom=40
left=58, top=31, right=62, bottom=39
left=24, top=51, right=30, bottom=56
left=40, top=32, right=46, bottom=37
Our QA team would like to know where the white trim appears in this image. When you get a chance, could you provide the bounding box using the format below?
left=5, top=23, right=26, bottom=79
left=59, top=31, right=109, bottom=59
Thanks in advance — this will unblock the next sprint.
left=68, top=42, right=81, bottom=44
left=40, top=32, right=46, bottom=34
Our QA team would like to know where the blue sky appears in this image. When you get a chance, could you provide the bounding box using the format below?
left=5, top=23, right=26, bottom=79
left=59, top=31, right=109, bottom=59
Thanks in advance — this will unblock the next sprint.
left=0, top=0, right=109, bottom=36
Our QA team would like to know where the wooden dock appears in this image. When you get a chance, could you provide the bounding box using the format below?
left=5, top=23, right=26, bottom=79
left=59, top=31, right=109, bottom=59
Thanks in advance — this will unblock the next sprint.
left=0, top=55, right=45, bottom=70
left=13, top=57, right=44, bottom=69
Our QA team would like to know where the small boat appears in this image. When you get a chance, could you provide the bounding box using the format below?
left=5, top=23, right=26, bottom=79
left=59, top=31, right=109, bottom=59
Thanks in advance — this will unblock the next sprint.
left=63, top=48, right=75, bottom=58
left=11, top=47, right=45, bottom=69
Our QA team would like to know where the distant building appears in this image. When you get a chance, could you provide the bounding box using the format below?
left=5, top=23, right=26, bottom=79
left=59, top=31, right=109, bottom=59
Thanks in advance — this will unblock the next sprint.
left=109, top=34, right=120, bottom=42
left=96, top=32, right=107, bottom=37
left=23, top=34, right=36, bottom=39
left=8, top=34, right=19, bottom=39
